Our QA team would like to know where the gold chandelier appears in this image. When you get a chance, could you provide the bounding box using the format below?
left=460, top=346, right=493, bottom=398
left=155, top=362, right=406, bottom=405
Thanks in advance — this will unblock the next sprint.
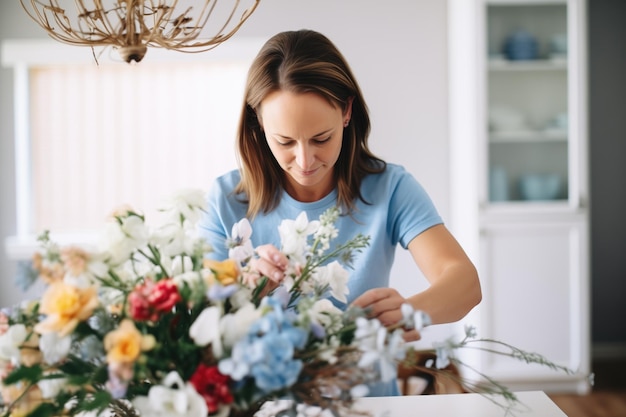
left=20, top=0, right=261, bottom=63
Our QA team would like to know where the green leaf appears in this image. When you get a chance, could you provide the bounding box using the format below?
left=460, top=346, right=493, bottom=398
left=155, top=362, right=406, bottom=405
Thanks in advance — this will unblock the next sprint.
left=3, top=364, right=43, bottom=385
left=58, top=355, right=97, bottom=375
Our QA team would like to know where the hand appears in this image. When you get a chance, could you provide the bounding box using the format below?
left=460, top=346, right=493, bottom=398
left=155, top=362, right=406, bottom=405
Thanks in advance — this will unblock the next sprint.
left=250, top=244, right=288, bottom=284
left=351, top=287, right=422, bottom=342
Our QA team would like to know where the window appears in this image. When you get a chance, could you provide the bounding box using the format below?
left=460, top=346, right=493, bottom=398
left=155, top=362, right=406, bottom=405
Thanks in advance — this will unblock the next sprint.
left=2, top=39, right=263, bottom=257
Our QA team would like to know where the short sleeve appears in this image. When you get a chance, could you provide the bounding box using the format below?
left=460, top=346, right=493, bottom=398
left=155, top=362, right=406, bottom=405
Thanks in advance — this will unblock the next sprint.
left=197, top=170, right=247, bottom=261
left=387, top=166, right=443, bottom=249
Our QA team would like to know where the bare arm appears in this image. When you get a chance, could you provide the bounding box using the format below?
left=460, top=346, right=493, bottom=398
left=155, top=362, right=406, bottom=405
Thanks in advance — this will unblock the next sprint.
left=352, top=224, right=481, bottom=340
left=405, top=224, right=481, bottom=323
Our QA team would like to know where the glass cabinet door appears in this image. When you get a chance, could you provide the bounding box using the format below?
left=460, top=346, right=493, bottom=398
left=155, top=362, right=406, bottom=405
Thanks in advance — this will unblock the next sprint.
left=485, top=2, right=569, bottom=203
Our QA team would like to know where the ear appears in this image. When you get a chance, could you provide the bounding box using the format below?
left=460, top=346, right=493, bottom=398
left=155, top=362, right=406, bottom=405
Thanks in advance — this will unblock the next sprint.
left=343, top=96, right=354, bottom=125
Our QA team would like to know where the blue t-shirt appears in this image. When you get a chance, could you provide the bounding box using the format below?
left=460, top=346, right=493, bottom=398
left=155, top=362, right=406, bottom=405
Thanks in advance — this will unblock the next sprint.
left=199, top=163, right=443, bottom=308
left=198, top=163, right=442, bottom=397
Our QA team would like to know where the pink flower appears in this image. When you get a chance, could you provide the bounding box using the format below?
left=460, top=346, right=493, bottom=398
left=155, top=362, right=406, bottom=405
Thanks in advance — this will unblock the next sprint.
left=0, top=312, right=8, bottom=335
left=128, top=278, right=182, bottom=322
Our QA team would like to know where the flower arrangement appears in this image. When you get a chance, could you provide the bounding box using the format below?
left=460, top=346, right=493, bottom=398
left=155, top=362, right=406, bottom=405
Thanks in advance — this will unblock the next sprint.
left=0, top=190, right=578, bottom=417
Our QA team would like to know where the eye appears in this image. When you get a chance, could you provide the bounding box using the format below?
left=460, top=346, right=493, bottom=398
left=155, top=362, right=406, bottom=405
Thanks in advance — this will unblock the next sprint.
left=275, top=138, right=294, bottom=147
left=314, top=137, right=331, bottom=145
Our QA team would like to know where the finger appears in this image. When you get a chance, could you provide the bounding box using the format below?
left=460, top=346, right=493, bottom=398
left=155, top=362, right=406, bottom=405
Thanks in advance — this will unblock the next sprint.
left=376, top=309, right=404, bottom=327
left=255, top=244, right=288, bottom=269
left=249, top=257, right=285, bottom=283
left=356, top=290, right=405, bottom=319
left=351, top=288, right=392, bottom=309
left=402, top=329, right=422, bottom=342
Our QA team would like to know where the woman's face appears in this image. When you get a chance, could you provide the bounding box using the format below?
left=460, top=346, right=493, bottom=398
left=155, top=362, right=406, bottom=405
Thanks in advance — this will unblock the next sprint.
left=260, top=90, right=351, bottom=202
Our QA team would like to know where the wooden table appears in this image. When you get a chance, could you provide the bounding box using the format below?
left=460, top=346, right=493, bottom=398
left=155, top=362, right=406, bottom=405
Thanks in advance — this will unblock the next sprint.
left=353, top=391, right=567, bottom=416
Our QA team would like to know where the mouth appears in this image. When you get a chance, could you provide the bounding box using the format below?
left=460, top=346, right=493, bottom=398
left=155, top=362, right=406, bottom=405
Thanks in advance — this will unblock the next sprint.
left=298, top=167, right=320, bottom=177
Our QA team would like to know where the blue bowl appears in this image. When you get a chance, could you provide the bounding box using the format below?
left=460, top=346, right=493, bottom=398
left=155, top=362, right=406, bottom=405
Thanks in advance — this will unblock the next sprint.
left=504, top=30, right=538, bottom=61
left=518, top=174, right=562, bottom=201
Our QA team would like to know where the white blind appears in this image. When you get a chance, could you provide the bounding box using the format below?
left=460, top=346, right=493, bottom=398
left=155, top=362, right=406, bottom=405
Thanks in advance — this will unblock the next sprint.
left=29, top=61, right=246, bottom=233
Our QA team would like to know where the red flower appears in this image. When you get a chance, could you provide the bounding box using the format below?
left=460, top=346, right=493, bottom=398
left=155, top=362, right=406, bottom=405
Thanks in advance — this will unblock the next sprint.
left=190, top=364, right=234, bottom=413
left=128, top=278, right=182, bottom=322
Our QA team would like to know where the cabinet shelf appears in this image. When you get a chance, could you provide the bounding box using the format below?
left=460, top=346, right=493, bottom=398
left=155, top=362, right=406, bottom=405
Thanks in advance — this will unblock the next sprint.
left=489, top=129, right=567, bottom=142
left=486, top=199, right=568, bottom=208
left=488, top=58, right=568, bottom=71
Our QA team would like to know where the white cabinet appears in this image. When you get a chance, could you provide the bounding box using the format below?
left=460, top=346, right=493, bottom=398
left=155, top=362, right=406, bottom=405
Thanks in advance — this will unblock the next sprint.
left=478, top=214, right=589, bottom=392
left=448, top=0, right=590, bottom=393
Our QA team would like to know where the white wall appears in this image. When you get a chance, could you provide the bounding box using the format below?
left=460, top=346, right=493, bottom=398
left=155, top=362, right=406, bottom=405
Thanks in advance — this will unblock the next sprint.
left=0, top=1, right=450, bottom=314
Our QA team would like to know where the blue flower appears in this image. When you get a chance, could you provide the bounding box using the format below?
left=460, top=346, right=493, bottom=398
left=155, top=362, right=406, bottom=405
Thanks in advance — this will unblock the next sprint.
left=219, top=299, right=308, bottom=392
left=250, top=332, right=303, bottom=392
left=207, top=283, right=238, bottom=301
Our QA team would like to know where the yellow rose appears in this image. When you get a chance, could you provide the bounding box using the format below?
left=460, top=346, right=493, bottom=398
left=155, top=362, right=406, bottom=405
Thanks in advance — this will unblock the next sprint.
left=34, top=282, right=99, bottom=337
left=203, top=259, right=239, bottom=286
left=104, top=319, right=155, bottom=364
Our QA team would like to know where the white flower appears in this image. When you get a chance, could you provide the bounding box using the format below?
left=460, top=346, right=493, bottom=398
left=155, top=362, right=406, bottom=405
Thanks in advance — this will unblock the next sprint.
left=255, top=400, right=294, bottom=417
left=295, top=403, right=336, bottom=417
left=357, top=323, right=405, bottom=383
left=132, top=371, right=207, bottom=417
left=159, top=188, right=207, bottom=225
left=432, top=341, right=452, bottom=369
left=170, top=255, right=194, bottom=276
left=228, top=218, right=254, bottom=263
left=229, top=241, right=254, bottom=264
left=354, top=317, right=382, bottom=350
left=400, top=303, right=431, bottom=331
left=313, top=261, right=350, bottom=303
left=152, top=224, right=186, bottom=257
left=219, top=303, right=262, bottom=348
left=189, top=306, right=223, bottom=357
left=316, top=335, right=340, bottom=364
left=173, top=271, right=203, bottom=288
left=227, top=285, right=255, bottom=309
left=38, top=374, right=67, bottom=398
left=62, top=254, right=108, bottom=289
left=39, top=332, right=71, bottom=364
left=100, top=214, right=149, bottom=265
left=313, top=223, right=338, bottom=254
left=0, top=324, right=27, bottom=363
left=308, top=299, right=343, bottom=333
left=278, top=212, right=319, bottom=262
left=231, top=218, right=252, bottom=242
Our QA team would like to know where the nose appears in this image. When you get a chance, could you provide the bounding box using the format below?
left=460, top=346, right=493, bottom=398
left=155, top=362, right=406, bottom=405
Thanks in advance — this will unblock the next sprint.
left=294, top=143, right=314, bottom=170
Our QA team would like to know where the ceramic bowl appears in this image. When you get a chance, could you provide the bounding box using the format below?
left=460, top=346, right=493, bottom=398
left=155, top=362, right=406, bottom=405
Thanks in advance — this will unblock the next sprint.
left=518, top=174, right=562, bottom=201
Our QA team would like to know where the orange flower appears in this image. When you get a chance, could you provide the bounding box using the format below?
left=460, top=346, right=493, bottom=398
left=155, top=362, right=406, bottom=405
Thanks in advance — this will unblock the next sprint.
left=34, top=282, right=99, bottom=337
left=104, top=319, right=155, bottom=364
left=203, top=259, right=239, bottom=286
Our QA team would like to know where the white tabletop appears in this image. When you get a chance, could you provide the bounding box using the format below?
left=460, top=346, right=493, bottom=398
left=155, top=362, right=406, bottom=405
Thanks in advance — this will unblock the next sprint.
left=353, top=391, right=567, bottom=416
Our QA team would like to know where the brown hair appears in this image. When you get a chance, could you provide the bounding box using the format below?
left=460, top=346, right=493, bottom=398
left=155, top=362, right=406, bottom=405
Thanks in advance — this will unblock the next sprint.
left=234, top=29, right=385, bottom=218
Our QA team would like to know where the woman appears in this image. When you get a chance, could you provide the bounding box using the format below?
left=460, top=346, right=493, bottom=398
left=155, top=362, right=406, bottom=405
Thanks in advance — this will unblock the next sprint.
left=199, top=29, right=481, bottom=395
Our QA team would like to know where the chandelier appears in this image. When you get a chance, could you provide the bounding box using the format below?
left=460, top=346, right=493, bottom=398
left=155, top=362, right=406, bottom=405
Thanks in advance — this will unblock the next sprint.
left=20, top=0, right=261, bottom=63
